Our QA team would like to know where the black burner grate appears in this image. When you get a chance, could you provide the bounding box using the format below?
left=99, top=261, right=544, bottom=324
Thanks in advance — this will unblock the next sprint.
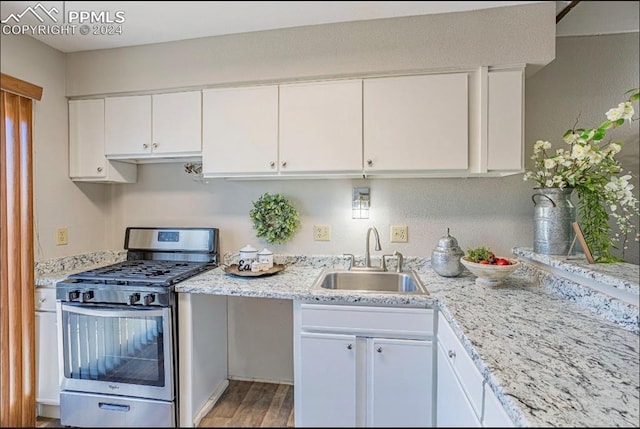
left=69, top=260, right=211, bottom=285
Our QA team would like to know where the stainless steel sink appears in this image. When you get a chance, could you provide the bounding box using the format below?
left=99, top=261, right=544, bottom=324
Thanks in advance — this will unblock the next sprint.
left=312, top=269, right=428, bottom=294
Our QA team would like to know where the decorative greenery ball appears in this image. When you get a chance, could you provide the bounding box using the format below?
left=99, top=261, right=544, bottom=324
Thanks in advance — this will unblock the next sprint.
left=249, top=192, right=300, bottom=245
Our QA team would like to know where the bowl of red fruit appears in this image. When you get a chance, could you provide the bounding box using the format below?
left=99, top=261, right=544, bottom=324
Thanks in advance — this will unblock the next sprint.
left=460, top=247, right=519, bottom=287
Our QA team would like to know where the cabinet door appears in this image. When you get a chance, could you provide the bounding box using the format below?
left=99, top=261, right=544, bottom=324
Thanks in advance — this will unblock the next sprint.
left=487, top=69, right=523, bottom=171
left=279, top=80, right=362, bottom=173
left=202, top=86, right=278, bottom=176
left=298, top=332, right=356, bottom=427
left=69, top=99, right=137, bottom=183
left=483, top=383, right=514, bottom=427
left=437, top=342, right=481, bottom=427
left=367, top=338, right=433, bottom=427
left=152, top=91, right=202, bottom=156
left=363, top=73, right=468, bottom=172
left=36, top=311, right=60, bottom=405
left=69, top=99, right=107, bottom=178
left=105, top=95, right=152, bottom=157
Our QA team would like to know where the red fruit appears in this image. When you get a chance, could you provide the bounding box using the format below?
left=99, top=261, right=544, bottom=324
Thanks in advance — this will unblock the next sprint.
left=495, top=258, right=511, bottom=266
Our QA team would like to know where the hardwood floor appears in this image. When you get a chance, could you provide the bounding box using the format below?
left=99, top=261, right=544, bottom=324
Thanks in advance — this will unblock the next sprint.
left=198, top=380, right=294, bottom=428
left=35, top=381, right=294, bottom=428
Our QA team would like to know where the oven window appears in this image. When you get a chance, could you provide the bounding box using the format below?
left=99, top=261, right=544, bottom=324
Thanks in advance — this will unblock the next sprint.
left=62, top=308, right=165, bottom=387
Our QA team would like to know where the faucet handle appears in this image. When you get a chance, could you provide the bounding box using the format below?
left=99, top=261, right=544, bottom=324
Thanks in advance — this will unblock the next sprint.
left=381, top=254, right=394, bottom=272
left=343, top=253, right=355, bottom=270
left=393, top=250, right=404, bottom=273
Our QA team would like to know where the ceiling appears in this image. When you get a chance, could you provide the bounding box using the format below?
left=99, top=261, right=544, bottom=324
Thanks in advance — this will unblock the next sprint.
left=1, top=1, right=638, bottom=53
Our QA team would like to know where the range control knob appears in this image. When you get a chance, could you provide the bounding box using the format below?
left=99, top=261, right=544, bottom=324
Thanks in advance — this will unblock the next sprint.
left=143, top=294, right=156, bottom=306
left=68, top=290, right=81, bottom=301
left=128, top=293, right=141, bottom=305
left=82, top=291, right=95, bottom=302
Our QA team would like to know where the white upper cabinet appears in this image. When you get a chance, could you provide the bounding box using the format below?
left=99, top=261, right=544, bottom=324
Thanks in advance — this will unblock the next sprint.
left=105, top=95, right=152, bottom=157
left=279, top=79, right=363, bottom=174
left=105, top=91, right=201, bottom=160
left=363, top=73, right=469, bottom=173
left=202, top=85, right=279, bottom=176
left=152, top=91, right=202, bottom=156
left=487, top=69, right=524, bottom=172
left=69, top=99, right=137, bottom=183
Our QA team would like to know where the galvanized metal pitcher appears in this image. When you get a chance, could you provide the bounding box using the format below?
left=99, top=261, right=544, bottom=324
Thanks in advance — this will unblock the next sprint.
left=532, top=187, right=576, bottom=255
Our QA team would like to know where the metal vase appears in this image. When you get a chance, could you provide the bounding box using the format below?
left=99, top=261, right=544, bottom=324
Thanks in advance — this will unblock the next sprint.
left=532, top=187, right=576, bottom=255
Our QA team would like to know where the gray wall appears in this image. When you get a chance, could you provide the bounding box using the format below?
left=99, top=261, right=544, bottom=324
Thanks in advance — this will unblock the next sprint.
left=0, top=34, right=110, bottom=260
left=65, top=2, right=555, bottom=96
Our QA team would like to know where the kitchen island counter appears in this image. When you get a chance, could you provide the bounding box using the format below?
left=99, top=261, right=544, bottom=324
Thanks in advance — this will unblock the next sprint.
left=177, top=254, right=639, bottom=428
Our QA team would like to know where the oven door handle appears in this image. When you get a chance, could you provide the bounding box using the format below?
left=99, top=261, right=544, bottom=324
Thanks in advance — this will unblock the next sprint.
left=61, top=303, right=167, bottom=318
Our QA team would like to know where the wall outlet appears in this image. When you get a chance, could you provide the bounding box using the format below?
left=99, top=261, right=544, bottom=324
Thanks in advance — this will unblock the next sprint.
left=390, top=225, right=408, bottom=243
left=313, top=225, right=331, bottom=241
left=56, top=227, right=69, bottom=246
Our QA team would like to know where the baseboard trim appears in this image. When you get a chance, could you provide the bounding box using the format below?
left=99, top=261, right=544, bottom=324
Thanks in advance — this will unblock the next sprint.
left=228, top=375, right=294, bottom=386
left=191, top=379, right=229, bottom=427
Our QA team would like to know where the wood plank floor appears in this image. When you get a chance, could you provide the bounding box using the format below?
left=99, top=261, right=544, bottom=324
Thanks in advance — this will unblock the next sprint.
left=36, top=380, right=294, bottom=428
left=198, top=380, right=294, bottom=428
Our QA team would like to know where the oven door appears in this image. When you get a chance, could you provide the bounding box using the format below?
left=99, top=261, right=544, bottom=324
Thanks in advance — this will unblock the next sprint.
left=58, top=302, right=174, bottom=402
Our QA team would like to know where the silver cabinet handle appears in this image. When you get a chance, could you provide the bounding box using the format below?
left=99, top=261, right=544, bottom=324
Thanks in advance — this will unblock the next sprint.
left=448, top=350, right=456, bottom=359
left=143, top=143, right=149, bottom=149
left=281, top=161, right=287, bottom=168
left=377, top=347, right=383, bottom=353
left=367, top=159, right=373, bottom=167
left=39, top=297, right=46, bottom=303
left=152, top=143, right=158, bottom=149
left=347, top=344, right=353, bottom=350
left=269, top=161, right=276, bottom=168
left=97, top=166, right=103, bottom=173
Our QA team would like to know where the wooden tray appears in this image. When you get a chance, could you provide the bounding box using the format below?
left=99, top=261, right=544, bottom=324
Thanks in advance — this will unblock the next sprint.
left=222, top=263, right=285, bottom=278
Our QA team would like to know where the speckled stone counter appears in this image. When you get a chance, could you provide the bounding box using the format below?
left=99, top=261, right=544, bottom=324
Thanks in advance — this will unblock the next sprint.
left=36, top=251, right=639, bottom=427
left=513, top=247, right=639, bottom=333
left=176, top=253, right=640, bottom=428
left=35, top=250, right=126, bottom=287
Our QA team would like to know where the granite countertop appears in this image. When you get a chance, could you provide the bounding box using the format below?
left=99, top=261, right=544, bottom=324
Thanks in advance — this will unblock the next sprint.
left=177, top=253, right=640, bottom=428
left=36, top=251, right=639, bottom=427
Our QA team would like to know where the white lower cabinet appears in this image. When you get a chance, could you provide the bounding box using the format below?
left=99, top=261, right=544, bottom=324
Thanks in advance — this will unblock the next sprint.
left=299, top=332, right=357, bottom=427
left=294, top=302, right=434, bottom=427
left=482, top=383, right=515, bottom=427
left=36, top=287, right=60, bottom=418
left=436, top=312, right=514, bottom=428
left=436, top=341, right=481, bottom=427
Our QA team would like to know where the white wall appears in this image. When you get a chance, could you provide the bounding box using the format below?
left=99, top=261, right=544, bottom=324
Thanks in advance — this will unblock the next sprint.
left=0, top=34, right=109, bottom=261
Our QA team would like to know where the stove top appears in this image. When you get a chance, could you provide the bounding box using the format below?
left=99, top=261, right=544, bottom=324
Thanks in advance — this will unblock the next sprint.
left=69, top=260, right=213, bottom=286
left=57, top=227, right=219, bottom=305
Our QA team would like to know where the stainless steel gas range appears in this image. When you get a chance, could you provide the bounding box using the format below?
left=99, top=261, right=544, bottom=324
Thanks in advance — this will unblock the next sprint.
left=56, top=227, right=219, bottom=428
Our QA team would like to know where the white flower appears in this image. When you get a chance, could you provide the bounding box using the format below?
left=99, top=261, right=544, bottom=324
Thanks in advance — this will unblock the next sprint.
left=606, top=102, right=636, bottom=121
left=533, top=140, right=551, bottom=153
left=544, top=158, right=556, bottom=169
left=571, top=144, right=587, bottom=160
left=563, top=133, right=580, bottom=144
left=606, top=106, right=623, bottom=121
left=606, top=143, right=622, bottom=155
left=619, top=102, right=634, bottom=120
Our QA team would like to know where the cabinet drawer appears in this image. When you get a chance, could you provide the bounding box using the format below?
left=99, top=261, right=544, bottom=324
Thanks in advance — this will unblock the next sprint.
left=300, top=303, right=433, bottom=338
left=437, top=312, right=484, bottom=419
left=35, top=288, right=56, bottom=312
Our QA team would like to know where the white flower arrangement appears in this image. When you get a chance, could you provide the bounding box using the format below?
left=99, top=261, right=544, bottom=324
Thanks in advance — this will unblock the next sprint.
left=524, top=89, right=639, bottom=262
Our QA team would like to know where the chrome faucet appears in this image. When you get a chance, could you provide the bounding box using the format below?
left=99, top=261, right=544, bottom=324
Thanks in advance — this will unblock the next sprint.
left=350, top=226, right=383, bottom=271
